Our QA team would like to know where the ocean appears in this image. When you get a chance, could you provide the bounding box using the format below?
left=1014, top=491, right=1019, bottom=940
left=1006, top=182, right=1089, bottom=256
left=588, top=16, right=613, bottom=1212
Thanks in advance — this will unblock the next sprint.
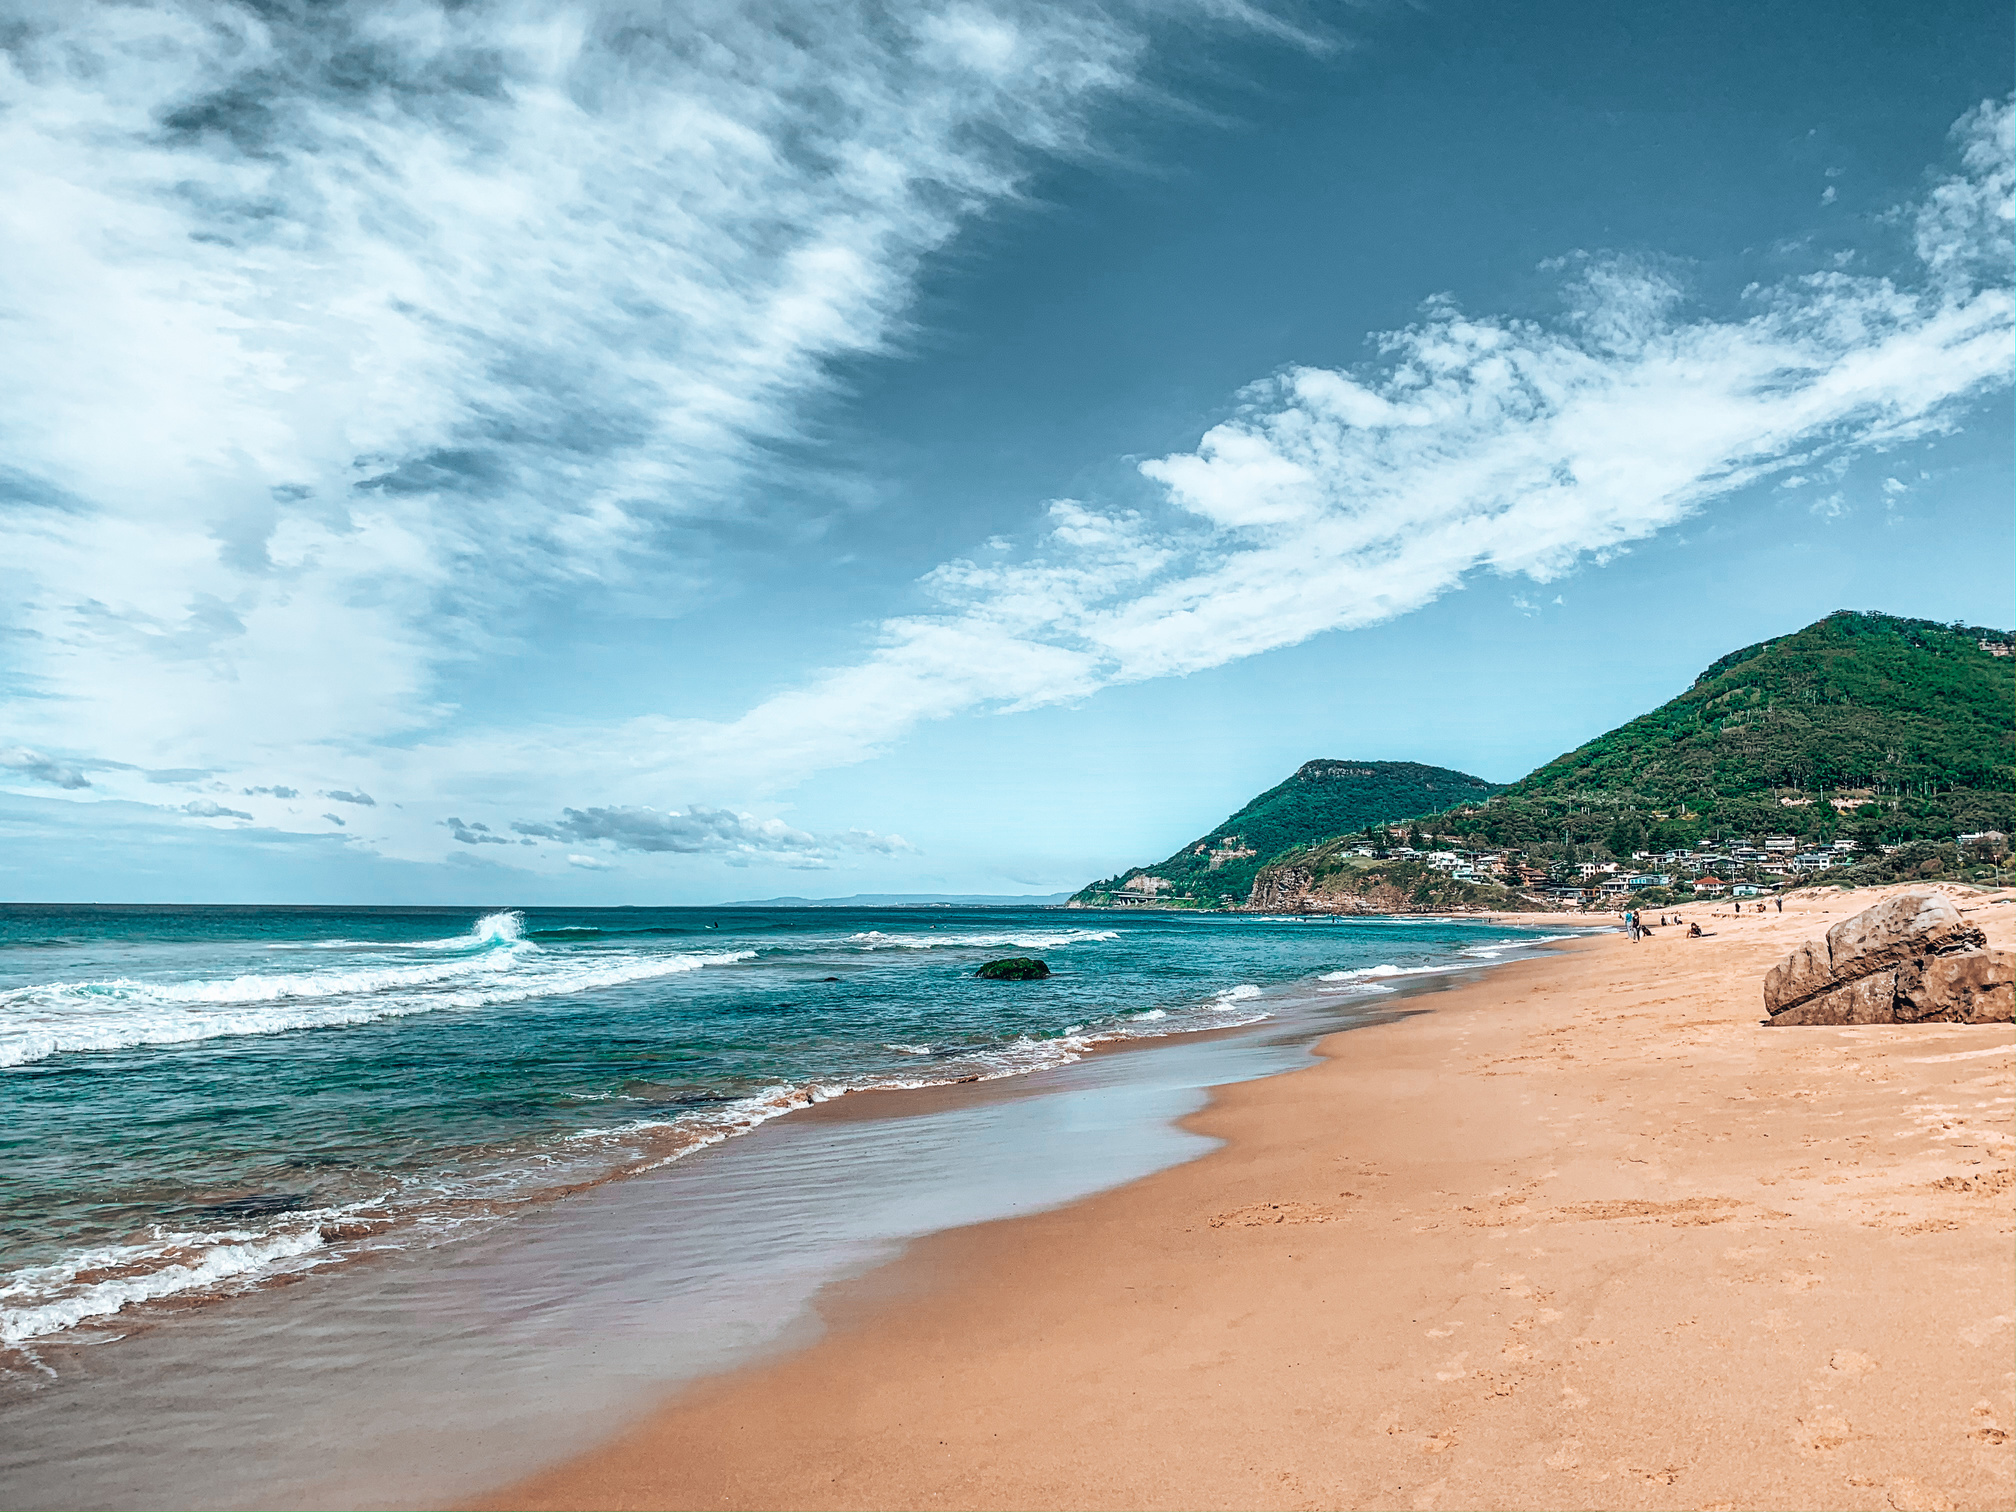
left=0, top=902, right=1578, bottom=1507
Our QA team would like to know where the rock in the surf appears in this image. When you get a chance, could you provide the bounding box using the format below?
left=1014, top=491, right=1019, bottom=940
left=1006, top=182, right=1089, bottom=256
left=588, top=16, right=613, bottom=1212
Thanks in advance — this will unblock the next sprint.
left=976, top=957, right=1050, bottom=980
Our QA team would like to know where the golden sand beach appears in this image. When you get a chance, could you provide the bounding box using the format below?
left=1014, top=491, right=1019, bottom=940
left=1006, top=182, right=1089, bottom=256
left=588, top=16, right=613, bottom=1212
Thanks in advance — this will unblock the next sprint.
left=477, top=885, right=2015, bottom=1512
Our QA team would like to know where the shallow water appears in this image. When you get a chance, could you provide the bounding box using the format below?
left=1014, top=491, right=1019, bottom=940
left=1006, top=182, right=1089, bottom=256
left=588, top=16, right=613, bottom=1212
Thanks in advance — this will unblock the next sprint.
left=1, top=904, right=1562, bottom=1354
left=0, top=904, right=1584, bottom=1509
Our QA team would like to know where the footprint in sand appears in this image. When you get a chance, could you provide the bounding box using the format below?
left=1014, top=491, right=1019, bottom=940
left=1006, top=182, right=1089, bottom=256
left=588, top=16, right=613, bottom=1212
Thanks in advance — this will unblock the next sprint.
left=1968, top=1399, right=2010, bottom=1447
left=1792, top=1409, right=1854, bottom=1454
left=1885, top=1476, right=1958, bottom=1511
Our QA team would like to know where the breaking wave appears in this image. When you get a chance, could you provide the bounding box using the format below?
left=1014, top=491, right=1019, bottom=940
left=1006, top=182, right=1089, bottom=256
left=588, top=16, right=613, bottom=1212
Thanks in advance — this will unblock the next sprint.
left=0, top=941, right=753, bottom=1067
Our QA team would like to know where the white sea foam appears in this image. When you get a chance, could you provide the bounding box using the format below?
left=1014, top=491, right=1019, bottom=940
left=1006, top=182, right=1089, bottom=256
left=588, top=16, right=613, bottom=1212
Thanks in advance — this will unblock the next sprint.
left=0, top=948, right=754, bottom=1067
left=1318, top=962, right=1445, bottom=982
left=0, top=948, right=1286, bottom=1349
left=1459, top=933, right=1579, bottom=960
left=0, top=1223, right=336, bottom=1348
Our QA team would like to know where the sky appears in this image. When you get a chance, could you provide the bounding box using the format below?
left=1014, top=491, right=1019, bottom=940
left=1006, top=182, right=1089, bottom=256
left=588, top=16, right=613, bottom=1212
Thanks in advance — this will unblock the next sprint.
left=1, top=0, right=2010, bottom=904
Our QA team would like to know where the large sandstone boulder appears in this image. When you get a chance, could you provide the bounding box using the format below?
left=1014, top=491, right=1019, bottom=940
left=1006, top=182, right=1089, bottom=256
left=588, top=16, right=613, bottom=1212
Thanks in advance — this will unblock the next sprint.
left=1762, top=890, right=2011, bottom=1025
left=1896, top=950, right=2015, bottom=1024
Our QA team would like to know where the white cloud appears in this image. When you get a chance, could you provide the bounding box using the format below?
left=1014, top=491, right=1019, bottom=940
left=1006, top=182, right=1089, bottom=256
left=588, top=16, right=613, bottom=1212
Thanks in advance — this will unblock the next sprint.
left=0, top=0, right=1187, bottom=778
left=3, top=42, right=2009, bottom=878
left=498, top=97, right=2002, bottom=803
left=444, top=816, right=514, bottom=846
left=202, top=94, right=2012, bottom=864
left=513, top=804, right=911, bottom=865
left=183, top=799, right=253, bottom=821
left=565, top=853, right=612, bottom=871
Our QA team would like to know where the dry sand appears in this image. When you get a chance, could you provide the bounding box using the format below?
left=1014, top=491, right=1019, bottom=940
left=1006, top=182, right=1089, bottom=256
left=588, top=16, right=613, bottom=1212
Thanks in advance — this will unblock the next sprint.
left=476, top=885, right=2016, bottom=1512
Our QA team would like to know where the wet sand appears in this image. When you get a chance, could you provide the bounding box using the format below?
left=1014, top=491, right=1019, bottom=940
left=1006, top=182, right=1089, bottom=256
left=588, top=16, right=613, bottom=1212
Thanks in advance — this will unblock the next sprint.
left=478, top=886, right=2016, bottom=1512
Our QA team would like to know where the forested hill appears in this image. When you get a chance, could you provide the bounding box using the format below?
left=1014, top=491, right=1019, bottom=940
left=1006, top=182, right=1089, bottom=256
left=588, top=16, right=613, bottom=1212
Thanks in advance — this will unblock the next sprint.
left=1071, top=760, right=1501, bottom=908
left=1430, top=611, right=2014, bottom=853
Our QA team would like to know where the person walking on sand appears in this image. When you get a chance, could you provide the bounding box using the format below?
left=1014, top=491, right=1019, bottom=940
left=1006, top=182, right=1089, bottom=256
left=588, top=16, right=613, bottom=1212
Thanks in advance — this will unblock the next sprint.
left=1775, top=895, right=1783, bottom=912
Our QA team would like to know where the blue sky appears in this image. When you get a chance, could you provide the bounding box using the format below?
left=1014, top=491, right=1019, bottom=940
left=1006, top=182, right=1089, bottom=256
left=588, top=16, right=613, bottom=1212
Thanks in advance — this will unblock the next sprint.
left=1, top=0, right=2010, bottom=904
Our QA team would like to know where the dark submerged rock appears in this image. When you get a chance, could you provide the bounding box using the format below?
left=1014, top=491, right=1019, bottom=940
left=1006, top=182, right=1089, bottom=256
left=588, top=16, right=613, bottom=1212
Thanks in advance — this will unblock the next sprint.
left=976, top=956, right=1050, bottom=980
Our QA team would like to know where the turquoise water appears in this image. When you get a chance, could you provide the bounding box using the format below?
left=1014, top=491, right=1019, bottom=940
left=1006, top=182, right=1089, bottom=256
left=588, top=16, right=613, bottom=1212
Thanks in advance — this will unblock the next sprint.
left=0, top=903, right=1562, bottom=1357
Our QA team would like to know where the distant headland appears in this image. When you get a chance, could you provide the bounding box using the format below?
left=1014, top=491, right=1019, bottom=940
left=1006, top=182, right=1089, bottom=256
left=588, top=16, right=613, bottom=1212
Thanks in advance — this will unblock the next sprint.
left=723, top=893, right=1072, bottom=907
left=1073, top=611, right=2015, bottom=914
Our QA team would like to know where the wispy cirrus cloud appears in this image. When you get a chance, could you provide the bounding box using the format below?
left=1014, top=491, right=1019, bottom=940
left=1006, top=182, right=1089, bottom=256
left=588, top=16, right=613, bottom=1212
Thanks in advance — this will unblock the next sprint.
left=215, top=96, right=2008, bottom=865
left=515, top=95, right=2004, bottom=795
left=1, top=7, right=2006, bottom=883
left=0, top=0, right=1208, bottom=785
left=382, top=96, right=2011, bottom=835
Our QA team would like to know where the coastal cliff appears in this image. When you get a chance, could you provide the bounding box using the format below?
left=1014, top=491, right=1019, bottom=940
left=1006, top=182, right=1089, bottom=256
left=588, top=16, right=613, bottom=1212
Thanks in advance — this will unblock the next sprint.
left=1247, top=853, right=1529, bottom=914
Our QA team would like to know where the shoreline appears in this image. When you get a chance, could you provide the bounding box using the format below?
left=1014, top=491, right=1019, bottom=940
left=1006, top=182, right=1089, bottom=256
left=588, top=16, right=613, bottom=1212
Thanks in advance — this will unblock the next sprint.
left=477, top=885, right=2015, bottom=1512
left=2, top=918, right=1583, bottom=1511
left=0, top=911, right=1477, bottom=1366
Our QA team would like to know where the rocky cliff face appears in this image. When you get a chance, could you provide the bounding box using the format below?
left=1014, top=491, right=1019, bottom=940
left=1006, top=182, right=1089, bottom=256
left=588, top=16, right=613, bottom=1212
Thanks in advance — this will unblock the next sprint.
left=1246, top=856, right=1530, bottom=914
left=1247, top=866, right=1381, bottom=914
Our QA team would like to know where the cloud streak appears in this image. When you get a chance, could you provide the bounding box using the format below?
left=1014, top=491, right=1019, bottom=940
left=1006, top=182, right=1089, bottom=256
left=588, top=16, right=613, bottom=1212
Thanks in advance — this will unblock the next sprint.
left=512, top=805, right=912, bottom=866
left=0, top=0, right=1183, bottom=775
left=580, top=96, right=2010, bottom=792
left=0, top=9, right=2006, bottom=883
left=0, top=748, right=93, bottom=791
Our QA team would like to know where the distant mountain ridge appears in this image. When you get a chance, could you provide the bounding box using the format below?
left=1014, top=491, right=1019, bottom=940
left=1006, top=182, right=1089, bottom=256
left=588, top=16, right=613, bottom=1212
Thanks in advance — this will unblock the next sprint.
left=1070, top=759, right=1502, bottom=908
left=1242, top=610, right=2015, bottom=913
left=1421, top=610, right=2015, bottom=853
left=1076, top=611, right=2012, bottom=913
left=724, top=893, right=1071, bottom=907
